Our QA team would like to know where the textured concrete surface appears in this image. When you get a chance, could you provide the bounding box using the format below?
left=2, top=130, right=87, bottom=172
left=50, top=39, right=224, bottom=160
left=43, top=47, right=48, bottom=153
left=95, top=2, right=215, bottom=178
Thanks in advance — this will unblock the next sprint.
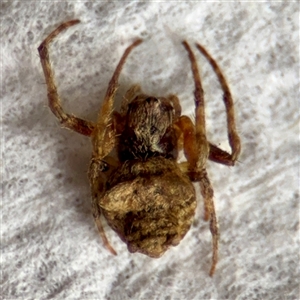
left=2, top=2, right=299, bottom=299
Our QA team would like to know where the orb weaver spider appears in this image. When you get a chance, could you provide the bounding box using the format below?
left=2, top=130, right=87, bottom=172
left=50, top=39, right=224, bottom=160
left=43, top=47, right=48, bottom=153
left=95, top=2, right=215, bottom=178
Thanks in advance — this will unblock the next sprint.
left=38, top=20, right=241, bottom=276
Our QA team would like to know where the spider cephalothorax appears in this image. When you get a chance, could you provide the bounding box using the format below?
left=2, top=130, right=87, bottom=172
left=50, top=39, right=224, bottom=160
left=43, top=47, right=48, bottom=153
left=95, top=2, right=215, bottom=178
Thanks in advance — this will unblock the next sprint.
left=118, top=95, right=179, bottom=161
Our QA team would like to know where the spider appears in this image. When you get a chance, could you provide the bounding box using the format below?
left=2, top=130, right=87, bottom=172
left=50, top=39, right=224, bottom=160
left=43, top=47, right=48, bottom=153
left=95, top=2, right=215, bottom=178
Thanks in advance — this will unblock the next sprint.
left=38, top=20, right=241, bottom=276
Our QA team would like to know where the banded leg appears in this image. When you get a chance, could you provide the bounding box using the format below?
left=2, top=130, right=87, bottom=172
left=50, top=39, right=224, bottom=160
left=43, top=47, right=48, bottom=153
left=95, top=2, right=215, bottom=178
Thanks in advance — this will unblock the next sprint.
left=38, top=20, right=95, bottom=136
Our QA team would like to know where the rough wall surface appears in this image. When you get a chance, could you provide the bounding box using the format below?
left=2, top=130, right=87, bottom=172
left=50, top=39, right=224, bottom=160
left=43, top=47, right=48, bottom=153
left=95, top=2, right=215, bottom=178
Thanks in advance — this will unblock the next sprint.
left=2, top=2, right=299, bottom=299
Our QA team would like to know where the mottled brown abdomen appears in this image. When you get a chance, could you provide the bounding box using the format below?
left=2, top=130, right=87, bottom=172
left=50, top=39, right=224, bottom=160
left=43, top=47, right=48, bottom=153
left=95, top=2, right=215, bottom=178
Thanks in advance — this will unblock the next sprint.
left=99, top=157, right=196, bottom=257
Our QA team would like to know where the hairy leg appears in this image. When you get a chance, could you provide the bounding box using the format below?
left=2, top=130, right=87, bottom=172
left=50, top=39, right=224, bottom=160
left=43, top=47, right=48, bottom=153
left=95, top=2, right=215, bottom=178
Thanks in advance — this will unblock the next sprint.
left=182, top=41, right=218, bottom=276
left=92, top=39, right=142, bottom=159
left=182, top=42, right=209, bottom=170
left=90, top=39, right=142, bottom=254
left=167, top=94, right=182, bottom=121
left=199, top=171, right=219, bottom=276
left=208, top=143, right=237, bottom=166
left=89, top=158, right=117, bottom=255
left=176, top=116, right=219, bottom=276
left=38, top=20, right=95, bottom=136
left=175, top=117, right=235, bottom=166
left=120, top=84, right=142, bottom=115
left=196, top=43, right=241, bottom=164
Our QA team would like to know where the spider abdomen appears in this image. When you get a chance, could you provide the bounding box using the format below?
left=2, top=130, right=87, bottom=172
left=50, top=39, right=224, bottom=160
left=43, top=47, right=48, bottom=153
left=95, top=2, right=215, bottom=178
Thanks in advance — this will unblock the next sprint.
left=100, top=157, right=196, bottom=257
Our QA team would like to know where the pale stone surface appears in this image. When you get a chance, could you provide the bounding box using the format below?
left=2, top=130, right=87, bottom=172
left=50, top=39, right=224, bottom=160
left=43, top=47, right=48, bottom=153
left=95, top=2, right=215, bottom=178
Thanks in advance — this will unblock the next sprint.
left=2, top=2, right=298, bottom=299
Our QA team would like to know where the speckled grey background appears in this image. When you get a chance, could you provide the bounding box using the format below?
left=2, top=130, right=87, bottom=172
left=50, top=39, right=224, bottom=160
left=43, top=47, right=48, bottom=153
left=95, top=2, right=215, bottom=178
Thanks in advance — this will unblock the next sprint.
left=2, top=1, right=299, bottom=299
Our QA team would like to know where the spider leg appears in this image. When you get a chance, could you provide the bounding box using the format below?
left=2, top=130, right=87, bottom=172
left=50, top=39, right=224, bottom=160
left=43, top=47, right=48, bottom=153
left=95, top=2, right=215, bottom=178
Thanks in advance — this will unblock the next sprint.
left=167, top=94, right=182, bottom=121
left=113, top=84, right=140, bottom=135
left=120, top=84, right=142, bottom=115
left=196, top=43, right=241, bottom=164
left=175, top=116, right=236, bottom=167
left=208, top=143, right=237, bottom=166
left=92, top=39, right=142, bottom=159
left=38, top=20, right=95, bottom=136
left=89, top=157, right=118, bottom=256
left=199, top=171, right=219, bottom=277
left=182, top=41, right=218, bottom=277
left=89, top=39, right=142, bottom=255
